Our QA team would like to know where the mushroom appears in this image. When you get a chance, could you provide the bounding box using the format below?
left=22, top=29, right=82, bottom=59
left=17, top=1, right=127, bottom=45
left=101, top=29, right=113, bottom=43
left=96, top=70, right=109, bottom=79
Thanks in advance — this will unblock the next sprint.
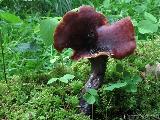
left=53, top=6, right=136, bottom=115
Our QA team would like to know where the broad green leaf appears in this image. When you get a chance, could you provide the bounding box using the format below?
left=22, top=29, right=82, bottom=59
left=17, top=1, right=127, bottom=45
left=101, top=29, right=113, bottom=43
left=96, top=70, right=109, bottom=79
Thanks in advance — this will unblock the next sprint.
left=104, top=82, right=127, bottom=91
left=40, top=17, right=60, bottom=46
left=125, top=84, right=137, bottom=92
left=103, top=0, right=110, bottom=9
left=132, top=76, right=142, bottom=84
left=59, top=78, right=69, bottom=83
left=124, top=75, right=142, bottom=84
left=123, top=75, right=142, bottom=92
left=138, top=20, right=158, bottom=34
left=87, top=89, right=98, bottom=96
left=0, top=11, right=22, bottom=23
left=59, top=74, right=75, bottom=83
left=83, top=93, right=96, bottom=104
left=47, top=78, right=58, bottom=84
left=144, top=12, right=157, bottom=23
left=62, top=74, right=75, bottom=80
left=134, top=5, right=147, bottom=13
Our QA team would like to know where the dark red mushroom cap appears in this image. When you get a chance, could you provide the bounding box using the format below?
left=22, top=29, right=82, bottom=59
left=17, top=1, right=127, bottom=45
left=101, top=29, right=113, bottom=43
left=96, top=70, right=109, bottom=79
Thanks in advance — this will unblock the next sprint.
left=54, top=6, right=108, bottom=53
left=54, top=6, right=136, bottom=60
left=95, top=17, right=136, bottom=59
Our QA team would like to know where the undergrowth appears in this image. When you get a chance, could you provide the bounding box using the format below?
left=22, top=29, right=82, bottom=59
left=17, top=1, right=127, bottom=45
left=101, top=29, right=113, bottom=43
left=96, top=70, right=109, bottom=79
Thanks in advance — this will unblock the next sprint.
left=0, top=0, right=160, bottom=119
left=1, top=37, right=160, bottom=120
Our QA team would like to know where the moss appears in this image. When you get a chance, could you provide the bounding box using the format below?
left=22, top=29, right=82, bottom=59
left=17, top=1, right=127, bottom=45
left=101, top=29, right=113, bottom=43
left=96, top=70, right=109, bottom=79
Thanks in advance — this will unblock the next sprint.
left=1, top=37, right=160, bottom=119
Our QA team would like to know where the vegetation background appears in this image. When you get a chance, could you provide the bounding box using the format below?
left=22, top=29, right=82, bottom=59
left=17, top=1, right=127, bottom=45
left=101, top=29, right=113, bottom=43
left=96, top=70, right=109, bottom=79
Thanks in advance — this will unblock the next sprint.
left=0, top=0, right=160, bottom=119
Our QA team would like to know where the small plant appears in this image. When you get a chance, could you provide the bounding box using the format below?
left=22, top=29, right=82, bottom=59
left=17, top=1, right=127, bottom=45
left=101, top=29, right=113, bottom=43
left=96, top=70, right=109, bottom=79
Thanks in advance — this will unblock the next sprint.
left=0, top=29, right=7, bottom=83
left=0, top=11, right=23, bottom=82
left=83, top=88, right=98, bottom=105
left=40, top=17, right=61, bottom=46
left=47, top=74, right=75, bottom=84
left=104, top=75, right=142, bottom=93
left=138, top=12, right=159, bottom=34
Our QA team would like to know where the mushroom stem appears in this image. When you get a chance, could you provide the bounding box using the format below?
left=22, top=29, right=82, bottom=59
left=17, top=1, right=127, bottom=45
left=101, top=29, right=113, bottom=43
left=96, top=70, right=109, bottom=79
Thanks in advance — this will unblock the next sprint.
left=80, top=55, right=108, bottom=115
left=87, top=55, right=108, bottom=89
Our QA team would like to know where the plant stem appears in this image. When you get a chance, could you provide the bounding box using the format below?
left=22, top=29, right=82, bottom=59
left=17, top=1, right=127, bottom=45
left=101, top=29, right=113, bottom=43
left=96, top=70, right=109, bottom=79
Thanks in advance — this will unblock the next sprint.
left=92, top=104, right=94, bottom=120
left=0, top=34, right=7, bottom=83
left=51, top=45, right=53, bottom=56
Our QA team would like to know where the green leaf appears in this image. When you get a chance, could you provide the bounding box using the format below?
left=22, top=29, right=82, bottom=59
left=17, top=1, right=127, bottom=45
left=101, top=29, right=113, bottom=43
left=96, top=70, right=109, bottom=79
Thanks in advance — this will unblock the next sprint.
left=104, top=82, right=127, bottom=91
left=59, top=74, right=75, bottom=83
left=134, top=5, right=147, bottom=13
left=83, top=93, right=96, bottom=104
left=123, top=70, right=131, bottom=78
left=40, top=17, right=60, bottom=46
left=39, top=116, right=45, bottom=120
left=132, top=76, right=142, bottom=84
left=116, top=63, right=123, bottom=72
left=62, top=74, right=75, bottom=80
left=85, top=0, right=94, bottom=7
left=0, top=11, right=22, bottom=23
left=87, top=89, right=98, bottom=96
left=144, top=12, right=157, bottom=23
left=47, top=78, right=58, bottom=84
left=138, top=20, right=158, bottom=34
left=124, top=0, right=132, bottom=3
left=125, top=84, right=137, bottom=92
left=34, top=24, right=40, bottom=33
left=123, top=75, right=142, bottom=93
left=131, top=19, right=138, bottom=26
left=125, top=75, right=142, bottom=84
left=15, top=42, right=38, bottom=52
left=158, top=19, right=160, bottom=26
left=0, top=28, right=2, bottom=43
left=59, top=78, right=69, bottom=83
left=103, top=0, right=110, bottom=9
left=50, top=56, right=59, bottom=64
